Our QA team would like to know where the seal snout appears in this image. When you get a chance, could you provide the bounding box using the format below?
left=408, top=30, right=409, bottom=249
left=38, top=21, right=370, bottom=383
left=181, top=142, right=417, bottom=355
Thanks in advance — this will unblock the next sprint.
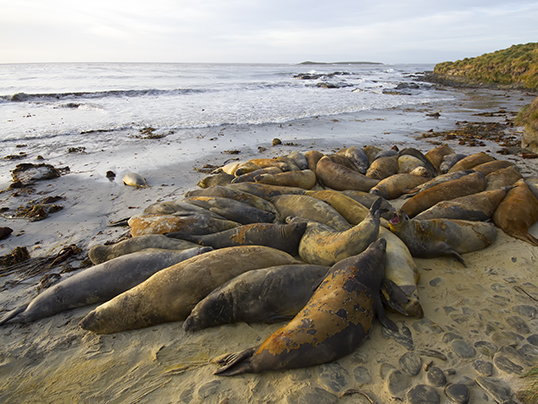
left=389, top=214, right=400, bottom=225
left=79, top=310, right=97, bottom=331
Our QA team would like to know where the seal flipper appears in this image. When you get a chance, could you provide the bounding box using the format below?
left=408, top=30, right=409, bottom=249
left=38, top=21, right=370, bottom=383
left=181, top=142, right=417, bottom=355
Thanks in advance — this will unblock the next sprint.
left=0, top=304, right=28, bottom=326
left=372, top=292, right=398, bottom=332
left=433, top=242, right=466, bottom=267
left=381, top=279, right=409, bottom=316
left=214, top=347, right=257, bottom=376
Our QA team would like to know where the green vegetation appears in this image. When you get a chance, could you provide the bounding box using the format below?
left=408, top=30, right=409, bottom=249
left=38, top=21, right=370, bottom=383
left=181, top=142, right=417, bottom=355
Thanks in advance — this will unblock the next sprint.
left=517, top=366, right=538, bottom=404
left=433, top=43, right=538, bottom=90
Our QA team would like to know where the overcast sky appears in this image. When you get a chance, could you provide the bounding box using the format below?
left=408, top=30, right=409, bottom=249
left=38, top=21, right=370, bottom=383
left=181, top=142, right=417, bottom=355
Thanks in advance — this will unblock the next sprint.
left=1, top=0, right=537, bottom=64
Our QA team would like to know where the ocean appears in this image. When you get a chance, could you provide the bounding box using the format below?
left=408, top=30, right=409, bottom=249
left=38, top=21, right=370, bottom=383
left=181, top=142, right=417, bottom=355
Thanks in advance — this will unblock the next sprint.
left=0, top=62, right=454, bottom=186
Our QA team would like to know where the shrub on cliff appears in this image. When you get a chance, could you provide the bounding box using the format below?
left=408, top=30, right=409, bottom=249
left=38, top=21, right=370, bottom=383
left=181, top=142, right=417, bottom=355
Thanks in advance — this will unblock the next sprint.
left=434, top=43, right=538, bottom=90
left=518, top=96, right=538, bottom=153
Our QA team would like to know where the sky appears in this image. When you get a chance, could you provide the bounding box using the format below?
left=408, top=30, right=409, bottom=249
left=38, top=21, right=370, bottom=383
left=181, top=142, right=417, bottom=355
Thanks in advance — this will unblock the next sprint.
left=1, top=0, right=537, bottom=64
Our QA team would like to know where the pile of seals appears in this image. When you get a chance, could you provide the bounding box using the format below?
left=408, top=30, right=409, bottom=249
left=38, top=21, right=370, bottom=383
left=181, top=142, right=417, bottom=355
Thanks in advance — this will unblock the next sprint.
left=3, top=144, right=538, bottom=379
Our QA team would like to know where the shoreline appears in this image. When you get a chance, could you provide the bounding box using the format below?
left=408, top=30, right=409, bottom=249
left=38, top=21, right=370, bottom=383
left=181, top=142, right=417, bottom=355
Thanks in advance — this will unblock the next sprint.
left=1, top=85, right=538, bottom=403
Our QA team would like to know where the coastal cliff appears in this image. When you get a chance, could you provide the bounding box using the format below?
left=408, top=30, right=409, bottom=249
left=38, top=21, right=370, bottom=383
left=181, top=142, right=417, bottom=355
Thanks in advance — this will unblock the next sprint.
left=430, top=42, right=538, bottom=91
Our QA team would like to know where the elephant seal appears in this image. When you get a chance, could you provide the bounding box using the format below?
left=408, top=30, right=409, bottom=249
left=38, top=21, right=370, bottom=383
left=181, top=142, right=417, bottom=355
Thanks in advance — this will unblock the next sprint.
left=255, top=169, right=316, bottom=189
left=143, top=200, right=226, bottom=219
left=271, top=194, right=351, bottom=231
left=122, top=172, right=148, bottom=188
left=472, top=160, right=513, bottom=176
left=214, top=239, right=397, bottom=376
left=366, top=155, right=399, bottom=180
left=363, top=146, right=382, bottom=163
left=401, top=171, right=487, bottom=218
left=231, top=167, right=282, bottom=183
left=183, top=264, right=330, bottom=331
left=184, top=185, right=277, bottom=214
left=304, top=150, right=324, bottom=172
left=0, top=247, right=211, bottom=326
left=79, top=246, right=302, bottom=334
left=398, top=148, right=437, bottom=177
left=225, top=182, right=307, bottom=200
left=425, top=145, right=455, bottom=173
left=128, top=213, right=239, bottom=237
left=288, top=197, right=381, bottom=266
left=305, top=190, right=370, bottom=225
left=275, top=156, right=301, bottom=171
left=184, top=196, right=276, bottom=224
left=167, top=222, right=307, bottom=255
left=88, top=234, right=200, bottom=265
left=316, top=156, right=379, bottom=192
left=388, top=210, right=497, bottom=265
left=439, top=153, right=466, bottom=173
left=197, top=173, right=234, bottom=188
left=341, top=190, right=396, bottom=220
left=246, top=158, right=291, bottom=171
left=447, top=152, right=495, bottom=173
left=408, top=170, right=474, bottom=195
left=525, top=176, right=538, bottom=200
left=413, top=187, right=509, bottom=221
left=492, top=179, right=538, bottom=246
left=378, top=227, right=423, bottom=318
left=485, top=166, right=522, bottom=190
left=339, top=146, right=369, bottom=174
left=286, top=151, right=309, bottom=170
left=327, top=154, right=358, bottom=171
left=370, top=174, right=429, bottom=200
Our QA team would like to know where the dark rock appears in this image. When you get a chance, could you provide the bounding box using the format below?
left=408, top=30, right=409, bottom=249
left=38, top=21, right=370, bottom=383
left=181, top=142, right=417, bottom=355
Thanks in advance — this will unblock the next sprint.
left=443, top=332, right=463, bottom=344
left=386, top=369, right=410, bottom=396
left=444, top=384, right=469, bottom=404
left=505, top=315, right=531, bottom=334
left=412, top=318, right=444, bottom=334
left=474, top=340, right=498, bottom=358
left=352, top=365, right=371, bottom=385
left=493, top=353, right=524, bottom=375
left=450, top=314, right=470, bottom=324
left=286, top=388, right=337, bottom=404
left=513, top=305, right=537, bottom=318
left=528, top=334, right=538, bottom=346
left=499, top=345, right=535, bottom=367
left=486, top=295, right=510, bottom=306
left=406, top=384, right=440, bottom=404
left=106, top=170, right=116, bottom=180
left=491, top=331, right=524, bottom=347
left=399, top=351, right=422, bottom=376
left=0, top=227, right=13, bottom=240
left=179, top=386, right=195, bottom=403
left=475, top=376, right=516, bottom=403
left=317, top=362, right=350, bottom=393
left=457, top=376, right=475, bottom=386
left=520, top=343, right=538, bottom=358
left=426, top=366, right=447, bottom=387
left=11, top=162, right=66, bottom=186
left=443, top=306, right=456, bottom=315
left=197, top=380, right=221, bottom=399
left=379, top=363, right=396, bottom=379
left=1, top=246, right=30, bottom=266
left=382, top=322, right=414, bottom=350
left=451, top=340, right=476, bottom=359
left=473, top=359, right=493, bottom=376
left=417, top=349, right=447, bottom=361
left=429, top=277, right=443, bottom=286
left=491, top=283, right=509, bottom=293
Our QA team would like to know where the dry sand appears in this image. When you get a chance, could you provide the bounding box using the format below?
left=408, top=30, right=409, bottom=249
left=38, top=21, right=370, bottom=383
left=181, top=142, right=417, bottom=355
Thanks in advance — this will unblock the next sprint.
left=1, top=86, right=538, bottom=403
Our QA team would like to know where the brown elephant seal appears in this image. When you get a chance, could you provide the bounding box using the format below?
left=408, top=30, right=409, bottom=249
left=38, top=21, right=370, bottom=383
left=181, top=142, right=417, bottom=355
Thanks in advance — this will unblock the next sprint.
left=398, top=148, right=437, bottom=177
left=271, top=194, right=351, bottom=231
left=167, top=222, right=307, bottom=255
left=341, top=190, right=396, bottom=220
left=225, top=182, right=307, bottom=200
left=305, top=150, right=324, bottom=172
left=378, top=227, right=423, bottom=318
left=472, top=160, right=514, bottom=176
left=288, top=197, right=381, bottom=266
left=492, top=179, right=538, bottom=246
left=366, top=155, right=398, bottom=180
left=286, top=151, right=309, bottom=170
left=327, top=154, right=358, bottom=171
left=413, top=187, right=509, bottom=221
left=128, top=213, right=239, bottom=237
left=316, top=156, right=379, bottom=192
left=255, top=169, right=316, bottom=189
left=79, top=246, right=302, bottom=334
left=247, top=158, right=291, bottom=171
left=485, top=166, right=522, bottom=190
left=197, top=173, right=234, bottom=188
left=276, top=156, right=301, bottom=171
left=401, top=171, right=487, bottom=218
left=388, top=210, right=497, bottom=265
left=0, top=247, right=211, bottom=326
left=143, top=200, right=227, bottom=219
left=231, top=167, right=282, bottom=183
left=398, top=155, right=433, bottom=176
left=305, top=190, right=370, bottom=225
left=425, top=145, right=455, bottom=173
left=409, top=170, right=474, bottom=195
left=184, top=196, right=276, bottom=224
left=363, top=145, right=382, bottom=163
left=447, top=152, right=495, bottom=173
left=214, top=239, right=397, bottom=376
left=439, top=153, right=466, bottom=173
left=122, top=172, right=149, bottom=188
left=525, top=176, right=538, bottom=200
left=338, top=146, right=369, bottom=174
left=370, top=174, right=429, bottom=200
left=184, top=185, right=277, bottom=214
left=183, top=264, right=329, bottom=331
left=88, top=234, right=200, bottom=265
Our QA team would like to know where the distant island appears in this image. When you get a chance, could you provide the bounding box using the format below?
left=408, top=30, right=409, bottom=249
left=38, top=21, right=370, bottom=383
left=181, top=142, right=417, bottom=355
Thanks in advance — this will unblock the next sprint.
left=298, top=61, right=383, bottom=65
left=430, top=42, right=538, bottom=91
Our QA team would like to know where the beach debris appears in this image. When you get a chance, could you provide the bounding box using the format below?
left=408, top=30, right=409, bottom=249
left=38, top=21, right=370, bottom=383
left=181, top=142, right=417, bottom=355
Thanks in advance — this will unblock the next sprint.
left=0, top=246, right=30, bottom=267
left=9, top=163, right=69, bottom=188
left=122, top=172, right=149, bottom=188
left=36, top=273, right=62, bottom=292
left=67, top=147, right=86, bottom=153
left=13, top=196, right=64, bottom=222
left=106, top=170, right=116, bottom=180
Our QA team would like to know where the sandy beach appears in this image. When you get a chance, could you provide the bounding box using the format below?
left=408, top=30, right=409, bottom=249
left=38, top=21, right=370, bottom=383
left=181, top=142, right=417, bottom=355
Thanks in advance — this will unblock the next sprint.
left=1, top=84, right=538, bottom=403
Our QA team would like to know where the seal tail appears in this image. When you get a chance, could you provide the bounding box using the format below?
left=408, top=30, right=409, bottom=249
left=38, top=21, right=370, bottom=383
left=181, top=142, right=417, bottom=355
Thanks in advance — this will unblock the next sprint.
left=213, top=347, right=257, bottom=376
left=0, top=304, right=28, bottom=326
left=519, top=232, right=538, bottom=247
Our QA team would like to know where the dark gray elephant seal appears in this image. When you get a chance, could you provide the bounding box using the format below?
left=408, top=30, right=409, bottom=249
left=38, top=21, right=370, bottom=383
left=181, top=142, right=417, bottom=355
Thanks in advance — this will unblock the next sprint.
left=388, top=209, right=497, bottom=265
left=167, top=222, right=307, bottom=255
left=88, top=234, right=200, bottom=265
left=183, top=264, right=329, bottom=331
left=214, top=239, right=397, bottom=376
left=184, top=196, right=276, bottom=224
left=0, top=247, right=211, bottom=326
